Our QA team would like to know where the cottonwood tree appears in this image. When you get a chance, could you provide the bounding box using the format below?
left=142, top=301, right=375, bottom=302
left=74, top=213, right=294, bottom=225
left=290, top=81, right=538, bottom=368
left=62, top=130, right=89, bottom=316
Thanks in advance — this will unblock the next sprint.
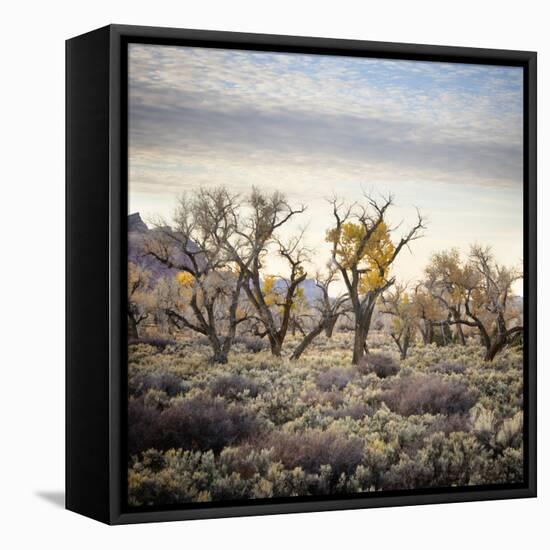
left=128, top=262, right=154, bottom=339
left=320, top=272, right=343, bottom=339
left=411, top=283, right=446, bottom=345
left=260, top=273, right=309, bottom=338
left=289, top=287, right=309, bottom=337
left=290, top=268, right=349, bottom=360
left=426, top=245, right=523, bottom=361
left=216, top=187, right=308, bottom=357
left=145, top=190, right=250, bottom=363
left=326, top=194, right=425, bottom=364
left=381, top=284, right=416, bottom=359
left=424, top=249, right=470, bottom=345
left=247, top=234, right=309, bottom=355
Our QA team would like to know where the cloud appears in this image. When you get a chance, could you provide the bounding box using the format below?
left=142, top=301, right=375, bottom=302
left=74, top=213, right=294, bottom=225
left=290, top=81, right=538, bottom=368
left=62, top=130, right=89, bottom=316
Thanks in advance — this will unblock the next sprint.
left=128, top=44, right=523, bottom=197
left=127, top=43, right=524, bottom=291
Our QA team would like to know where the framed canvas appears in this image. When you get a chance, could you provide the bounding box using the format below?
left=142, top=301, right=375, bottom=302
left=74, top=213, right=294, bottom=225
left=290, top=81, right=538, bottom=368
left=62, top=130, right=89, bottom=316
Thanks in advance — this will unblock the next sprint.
left=66, top=24, right=537, bottom=525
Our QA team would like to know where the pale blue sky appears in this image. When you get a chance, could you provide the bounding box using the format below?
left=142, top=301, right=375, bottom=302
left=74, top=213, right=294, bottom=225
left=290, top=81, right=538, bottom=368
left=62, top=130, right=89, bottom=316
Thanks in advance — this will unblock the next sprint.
left=128, top=44, right=524, bottom=292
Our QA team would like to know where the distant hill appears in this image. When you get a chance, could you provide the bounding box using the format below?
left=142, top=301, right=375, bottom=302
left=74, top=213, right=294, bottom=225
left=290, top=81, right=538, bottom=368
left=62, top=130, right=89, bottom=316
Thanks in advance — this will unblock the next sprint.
left=129, top=213, right=326, bottom=305
left=128, top=213, right=196, bottom=283
left=273, top=277, right=324, bottom=304
left=128, top=212, right=148, bottom=233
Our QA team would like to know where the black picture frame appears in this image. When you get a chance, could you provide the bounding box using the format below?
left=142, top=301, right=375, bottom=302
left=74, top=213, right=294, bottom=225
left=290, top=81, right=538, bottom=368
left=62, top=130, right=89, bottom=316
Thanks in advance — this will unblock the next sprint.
left=66, top=24, right=537, bottom=525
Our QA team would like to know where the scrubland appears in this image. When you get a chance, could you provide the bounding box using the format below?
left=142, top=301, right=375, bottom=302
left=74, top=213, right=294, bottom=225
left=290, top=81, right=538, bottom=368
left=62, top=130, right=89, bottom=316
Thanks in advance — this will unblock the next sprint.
left=127, top=332, right=523, bottom=506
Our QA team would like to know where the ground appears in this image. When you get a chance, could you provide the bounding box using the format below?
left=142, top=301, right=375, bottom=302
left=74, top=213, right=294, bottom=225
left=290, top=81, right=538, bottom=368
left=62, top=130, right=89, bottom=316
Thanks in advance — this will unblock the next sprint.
left=127, top=331, right=523, bottom=507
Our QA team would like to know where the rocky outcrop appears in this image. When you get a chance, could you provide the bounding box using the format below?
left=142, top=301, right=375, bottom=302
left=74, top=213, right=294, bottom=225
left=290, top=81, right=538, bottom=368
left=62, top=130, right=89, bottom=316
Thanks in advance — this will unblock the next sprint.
left=128, top=212, right=195, bottom=282
left=128, top=212, right=148, bottom=233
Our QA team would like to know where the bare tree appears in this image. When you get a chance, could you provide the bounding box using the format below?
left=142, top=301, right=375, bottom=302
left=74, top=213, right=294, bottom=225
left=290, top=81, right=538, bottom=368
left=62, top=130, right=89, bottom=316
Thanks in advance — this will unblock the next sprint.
left=425, top=249, right=469, bottom=344
left=218, top=187, right=308, bottom=357
left=411, top=282, right=446, bottom=345
left=288, top=285, right=309, bottom=337
left=426, top=245, right=523, bottom=361
left=468, top=245, right=523, bottom=360
left=145, top=189, right=250, bottom=363
left=127, top=262, right=154, bottom=339
left=290, top=268, right=349, bottom=360
left=327, top=194, right=425, bottom=364
left=381, top=284, right=416, bottom=359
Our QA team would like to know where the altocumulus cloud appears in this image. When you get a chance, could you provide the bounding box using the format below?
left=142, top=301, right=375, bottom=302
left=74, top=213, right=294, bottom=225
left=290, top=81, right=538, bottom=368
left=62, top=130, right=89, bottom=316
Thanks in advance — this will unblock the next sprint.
left=128, top=44, right=523, bottom=195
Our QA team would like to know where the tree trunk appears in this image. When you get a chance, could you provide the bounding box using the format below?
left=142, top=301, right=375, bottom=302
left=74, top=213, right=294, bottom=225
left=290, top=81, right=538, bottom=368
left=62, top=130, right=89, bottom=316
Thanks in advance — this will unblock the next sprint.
left=324, top=316, right=338, bottom=338
left=419, top=327, right=429, bottom=345
left=210, top=345, right=228, bottom=365
left=128, top=314, right=139, bottom=340
left=269, top=336, right=283, bottom=357
left=352, top=304, right=374, bottom=365
left=454, top=322, right=466, bottom=345
left=352, top=324, right=367, bottom=364
left=351, top=298, right=376, bottom=365
left=208, top=335, right=230, bottom=364
left=400, top=332, right=411, bottom=360
left=291, top=324, right=325, bottom=360
left=421, top=320, right=433, bottom=345
left=450, top=309, right=466, bottom=345
left=211, top=348, right=229, bottom=364
left=484, top=335, right=507, bottom=362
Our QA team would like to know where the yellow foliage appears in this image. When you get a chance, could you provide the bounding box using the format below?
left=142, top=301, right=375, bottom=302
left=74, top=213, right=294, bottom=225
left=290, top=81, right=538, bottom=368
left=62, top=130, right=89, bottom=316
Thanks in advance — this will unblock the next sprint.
left=412, top=287, right=444, bottom=321
left=287, top=286, right=306, bottom=313
left=176, top=272, right=194, bottom=287
left=327, top=221, right=395, bottom=294
left=261, top=275, right=306, bottom=313
left=391, top=317, right=402, bottom=332
left=262, top=275, right=278, bottom=307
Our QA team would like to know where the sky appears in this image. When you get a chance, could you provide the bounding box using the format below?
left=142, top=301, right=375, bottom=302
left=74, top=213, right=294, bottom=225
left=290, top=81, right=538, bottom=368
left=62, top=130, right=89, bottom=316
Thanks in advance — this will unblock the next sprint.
left=128, top=43, right=524, bottom=294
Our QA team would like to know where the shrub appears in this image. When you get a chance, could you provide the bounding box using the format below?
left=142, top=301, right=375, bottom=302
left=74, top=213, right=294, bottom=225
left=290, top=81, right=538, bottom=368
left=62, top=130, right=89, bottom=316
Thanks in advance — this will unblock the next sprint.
left=427, top=362, right=466, bottom=375
left=127, top=398, right=162, bottom=455
left=268, top=428, right=364, bottom=479
left=429, top=413, right=471, bottom=435
left=193, top=336, right=212, bottom=347
left=210, top=374, right=260, bottom=400
left=126, top=332, right=523, bottom=504
left=128, top=449, right=218, bottom=505
left=381, top=458, right=432, bottom=490
left=218, top=444, right=274, bottom=480
left=317, top=367, right=356, bottom=391
left=129, top=370, right=186, bottom=398
left=471, top=404, right=496, bottom=446
left=492, top=447, right=523, bottom=483
left=128, top=337, right=176, bottom=350
left=158, top=394, right=262, bottom=453
left=328, top=402, right=369, bottom=420
left=417, top=432, right=488, bottom=487
left=128, top=393, right=263, bottom=455
left=316, top=391, right=345, bottom=408
left=257, top=389, right=307, bottom=426
left=358, top=353, right=399, bottom=378
left=141, top=448, right=167, bottom=473
left=380, top=374, right=478, bottom=416
left=233, top=336, right=268, bottom=353
left=127, top=446, right=363, bottom=506
left=495, top=412, right=523, bottom=450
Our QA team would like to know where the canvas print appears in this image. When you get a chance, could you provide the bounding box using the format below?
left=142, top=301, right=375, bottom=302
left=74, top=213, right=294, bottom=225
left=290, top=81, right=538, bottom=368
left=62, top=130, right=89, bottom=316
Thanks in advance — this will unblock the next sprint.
left=126, top=44, right=525, bottom=508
